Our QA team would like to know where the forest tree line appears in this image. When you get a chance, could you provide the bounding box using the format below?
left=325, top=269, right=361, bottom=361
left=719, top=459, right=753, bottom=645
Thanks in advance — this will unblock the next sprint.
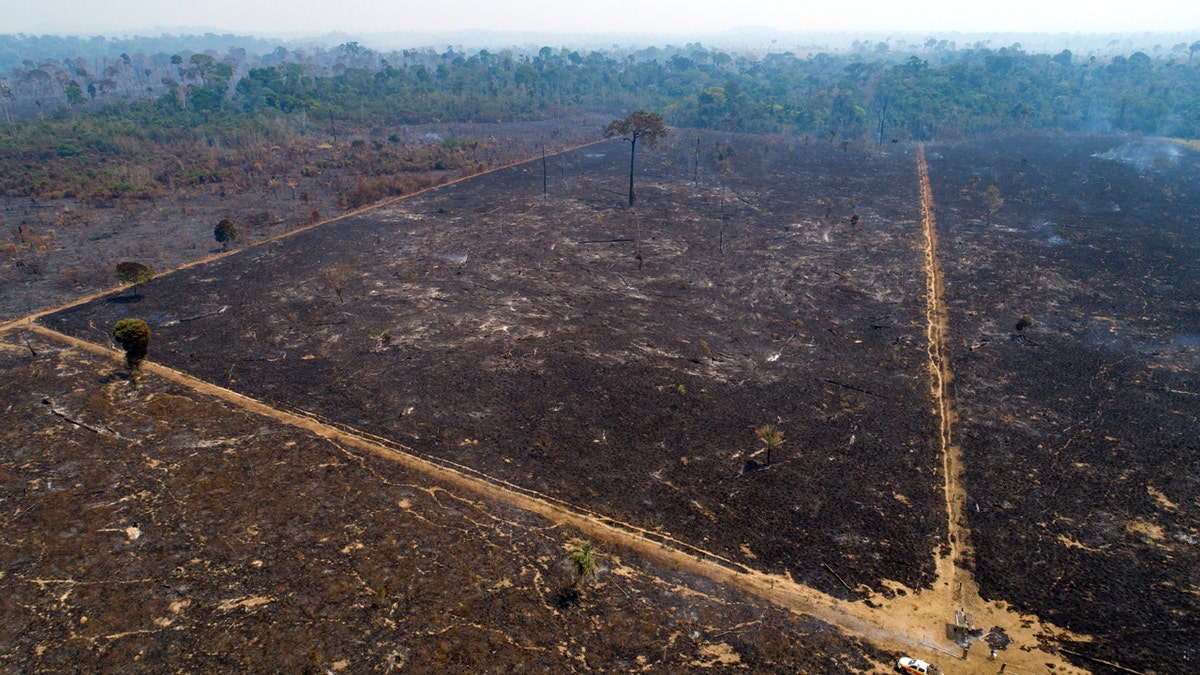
left=2, top=36, right=1200, bottom=199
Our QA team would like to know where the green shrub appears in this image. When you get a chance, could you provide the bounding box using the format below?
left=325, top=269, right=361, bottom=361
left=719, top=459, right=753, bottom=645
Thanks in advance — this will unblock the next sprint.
left=114, top=261, right=154, bottom=296
left=214, top=219, right=238, bottom=248
left=112, top=318, right=151, bottom=382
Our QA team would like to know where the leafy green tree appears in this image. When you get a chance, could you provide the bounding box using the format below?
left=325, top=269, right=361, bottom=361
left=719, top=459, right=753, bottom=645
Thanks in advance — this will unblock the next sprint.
left=112, top=318, right=151, bottom=384
left=115, top=261, right=154, bottom=297
left=569, top=540, right=598, bottom=587
left=214, top=218, right=238, bottom=249
left=64, top=83, right=86, bottom=107
left=755, top=423, right=784, bottom=467
left=604, top=110, right=668, bottom=206
left=184, top=53, right=233, bottom=113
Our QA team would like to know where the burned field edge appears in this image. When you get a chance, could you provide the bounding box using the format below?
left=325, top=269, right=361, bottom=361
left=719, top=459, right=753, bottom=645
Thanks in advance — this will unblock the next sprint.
left=39, top=132, right=947, bottom=599
left=0, top=332, right=897, bottom=672
left=0, top=116, right=607, bottom=324
left=928, top=134, right=1200, bottom=673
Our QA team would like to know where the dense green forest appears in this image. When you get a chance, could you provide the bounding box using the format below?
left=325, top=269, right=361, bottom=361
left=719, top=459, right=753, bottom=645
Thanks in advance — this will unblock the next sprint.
left=2, top=36, right=1199, bottom=199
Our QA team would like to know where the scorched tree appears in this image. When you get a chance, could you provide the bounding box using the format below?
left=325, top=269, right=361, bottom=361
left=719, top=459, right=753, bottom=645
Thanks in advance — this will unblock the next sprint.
left=605, top=110, right=667, bottom=206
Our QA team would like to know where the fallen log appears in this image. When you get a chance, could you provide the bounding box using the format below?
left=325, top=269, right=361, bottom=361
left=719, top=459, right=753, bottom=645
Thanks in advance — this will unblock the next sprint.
left=819, top=378, right=884, bottom=398
left=822, top=562, right=854, bottom=593
left=1058, top=648, right=1147, bottom=675
left=43, top=398, right=116, bottom=436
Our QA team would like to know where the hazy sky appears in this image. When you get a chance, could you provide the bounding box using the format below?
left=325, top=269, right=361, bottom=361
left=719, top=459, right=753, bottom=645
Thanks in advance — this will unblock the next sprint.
left=8, top=0, right=1200, bottom=37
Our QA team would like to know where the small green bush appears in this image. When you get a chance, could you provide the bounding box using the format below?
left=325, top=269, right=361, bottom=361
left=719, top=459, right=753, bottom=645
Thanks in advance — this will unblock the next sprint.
left=755, top=423, right=785, bottom=466
left=569, top=540, right=598, bottom=587
left=214, top=219, right=238, bottom=248
left=114, top=261, right=154, bottom=296
left=112, top=318, right=151, bottom=381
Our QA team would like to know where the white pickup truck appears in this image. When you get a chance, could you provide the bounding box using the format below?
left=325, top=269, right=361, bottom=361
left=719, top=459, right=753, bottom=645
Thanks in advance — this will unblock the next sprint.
left=896, top=656, right=943, bottom=675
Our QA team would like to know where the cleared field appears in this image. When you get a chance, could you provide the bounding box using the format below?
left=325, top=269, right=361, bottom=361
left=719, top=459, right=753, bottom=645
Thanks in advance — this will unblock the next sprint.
left=13, top=129, right=1197, bottom=673
left=930, top=135, right=1200, bottom=673
left=39, top=133, right=945, bottom=597
left=0, top=331, right=895, bottom=672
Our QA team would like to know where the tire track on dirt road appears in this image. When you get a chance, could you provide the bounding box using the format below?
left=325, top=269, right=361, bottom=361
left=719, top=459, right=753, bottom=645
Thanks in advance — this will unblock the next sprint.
left=918, top=143, right=972, bottom=598
left=907, top=146, right=1092, bottom=674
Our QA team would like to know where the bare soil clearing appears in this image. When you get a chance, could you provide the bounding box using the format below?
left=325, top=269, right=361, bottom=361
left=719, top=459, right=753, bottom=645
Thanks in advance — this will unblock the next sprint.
left=41, top=132, right=945, bottom=599
left=929, top=134, right=1200, bottom=673
left=15, top=323, right=1086, bottom=675
left=11, top=128, right=1198, bottom=674
left=0, top=331, right=896, bottom=673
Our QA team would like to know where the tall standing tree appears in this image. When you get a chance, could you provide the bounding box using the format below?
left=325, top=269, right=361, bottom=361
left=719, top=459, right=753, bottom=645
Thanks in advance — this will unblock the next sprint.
left=115, top=261, right=154, bottom=298
left=604, top=111, right=668, bottom=206
left=214, top=219, right=238, bottom=249
left=112, top=318, right=151, bottom=386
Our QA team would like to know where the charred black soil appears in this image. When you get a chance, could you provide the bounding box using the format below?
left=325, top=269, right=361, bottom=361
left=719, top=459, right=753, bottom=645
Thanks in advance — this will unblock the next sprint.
left=40, top=132, right=945, bottom=600
left=29, top=129, right=1200, bottom=674
left=928, top=134, right=1200, bottom=673
left=0, top=332, right=896, bottom=672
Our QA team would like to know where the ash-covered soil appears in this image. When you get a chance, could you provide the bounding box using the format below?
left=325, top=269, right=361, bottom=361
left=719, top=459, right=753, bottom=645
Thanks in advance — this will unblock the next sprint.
left=929, top=134, right=1200, bottom=673
left=0, top=117, right=603, bottom=322
left=41, top=131, right=946, bottom=598
left=0, top=332, right=897, bottom=673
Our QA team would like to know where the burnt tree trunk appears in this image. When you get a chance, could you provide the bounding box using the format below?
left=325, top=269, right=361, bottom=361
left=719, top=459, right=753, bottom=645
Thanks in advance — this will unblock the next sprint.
left=627, top=135, right=638, bottom=206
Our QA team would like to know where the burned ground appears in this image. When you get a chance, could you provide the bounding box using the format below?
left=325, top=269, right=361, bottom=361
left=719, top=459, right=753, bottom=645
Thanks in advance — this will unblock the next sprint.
left=40, top=133, right=945, bottom=599
left=0, top=332, right=896, bottom=673
left=18, top=128, right=1200, bottom=674
left=928, top=134, right=1200, bottom=673
left=0, top=117, right=603, bottom=322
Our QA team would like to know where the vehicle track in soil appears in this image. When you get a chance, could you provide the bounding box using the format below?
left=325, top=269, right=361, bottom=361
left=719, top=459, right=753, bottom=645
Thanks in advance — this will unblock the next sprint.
left=891, top=146, right=1090, bottom=674
left=3, top=142, right=1093, bottom=674
left=918, top=143, right=971, bottom=597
